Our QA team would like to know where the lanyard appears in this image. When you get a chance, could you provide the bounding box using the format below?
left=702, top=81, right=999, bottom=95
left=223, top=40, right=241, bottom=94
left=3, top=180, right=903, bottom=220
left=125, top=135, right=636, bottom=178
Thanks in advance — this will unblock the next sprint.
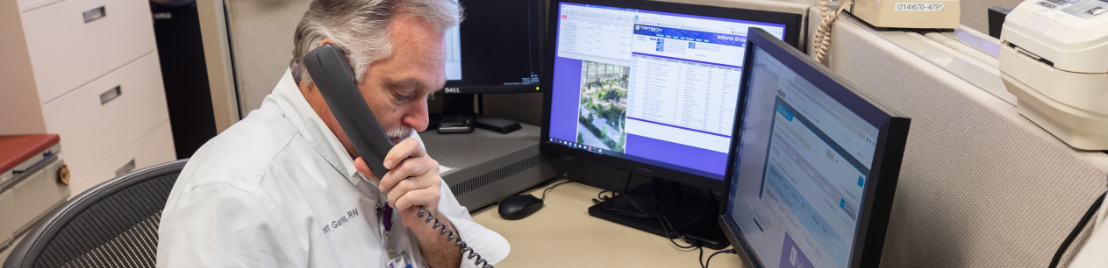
left=377, top=200, right=414, bottom=268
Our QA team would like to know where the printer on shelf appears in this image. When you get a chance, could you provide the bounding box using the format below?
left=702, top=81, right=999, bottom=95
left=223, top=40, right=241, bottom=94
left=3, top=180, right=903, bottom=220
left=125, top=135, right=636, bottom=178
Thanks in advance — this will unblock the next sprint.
left=1000, top=0, right=1108, bottom=150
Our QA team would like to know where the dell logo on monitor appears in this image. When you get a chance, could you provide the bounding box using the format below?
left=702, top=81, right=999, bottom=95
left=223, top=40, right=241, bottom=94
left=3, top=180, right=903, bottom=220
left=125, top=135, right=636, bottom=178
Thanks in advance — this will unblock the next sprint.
left=444, top=87, right=461, bottom=93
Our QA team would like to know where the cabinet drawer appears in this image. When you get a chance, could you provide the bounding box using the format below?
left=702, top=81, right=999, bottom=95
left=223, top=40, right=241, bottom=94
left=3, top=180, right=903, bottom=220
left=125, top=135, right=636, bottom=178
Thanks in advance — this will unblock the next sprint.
left=21, top=0, right=157, bottom=103
left=0, top=158, right=68, bottom=241
left=71, top=120, right=175, bottom=195
left=10, top=159, right=69, bottom=234
left=0, top=189, right=16, bottom=244
left=43, top=54, right=168, bottom=191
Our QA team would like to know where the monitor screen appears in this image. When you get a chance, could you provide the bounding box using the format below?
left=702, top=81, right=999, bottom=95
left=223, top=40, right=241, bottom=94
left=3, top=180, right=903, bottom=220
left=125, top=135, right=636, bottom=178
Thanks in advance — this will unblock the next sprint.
left=723, top=29, right=909, bottom=268
left=442, top=0, right=542, bottom=93
left=544, top=1, right=792, bottom=181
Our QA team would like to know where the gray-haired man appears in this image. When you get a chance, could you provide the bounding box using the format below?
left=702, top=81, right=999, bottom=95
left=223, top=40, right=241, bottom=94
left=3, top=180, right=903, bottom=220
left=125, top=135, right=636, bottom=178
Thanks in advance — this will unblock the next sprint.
left=155, top=0, right=509, bottom=267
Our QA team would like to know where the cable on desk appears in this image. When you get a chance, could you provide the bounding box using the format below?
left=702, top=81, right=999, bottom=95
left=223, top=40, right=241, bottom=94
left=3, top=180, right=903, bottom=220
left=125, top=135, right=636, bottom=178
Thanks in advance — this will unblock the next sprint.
left=659, top=216, right=699, bottom=250
left=540, top=180, right=575, bottom=201
left=622, top=173, right=699, bottom=250
left=625, top=191, right=699, bottom=250
left=700, top=248, right=736, bottom=268
left=592, top=172, right=700, bottom=250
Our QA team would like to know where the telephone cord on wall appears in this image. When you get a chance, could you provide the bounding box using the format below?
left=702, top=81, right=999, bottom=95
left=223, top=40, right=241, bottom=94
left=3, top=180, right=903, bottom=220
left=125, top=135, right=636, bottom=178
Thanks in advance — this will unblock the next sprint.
left=813, top=0, right=853, bottom=64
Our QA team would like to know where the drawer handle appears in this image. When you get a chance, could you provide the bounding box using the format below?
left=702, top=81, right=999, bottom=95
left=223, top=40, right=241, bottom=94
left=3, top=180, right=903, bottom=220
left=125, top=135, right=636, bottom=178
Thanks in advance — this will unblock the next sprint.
left=100, top=86, right=121, bottom=105
left=115, top=159, right=136, bottom=177
left=83, top=6, right=106, bottom=23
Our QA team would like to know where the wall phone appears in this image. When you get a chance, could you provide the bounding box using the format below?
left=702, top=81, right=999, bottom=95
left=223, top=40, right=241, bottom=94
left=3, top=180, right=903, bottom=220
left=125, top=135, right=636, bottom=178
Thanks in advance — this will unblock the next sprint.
left=811, top=0, right=960, bottom=63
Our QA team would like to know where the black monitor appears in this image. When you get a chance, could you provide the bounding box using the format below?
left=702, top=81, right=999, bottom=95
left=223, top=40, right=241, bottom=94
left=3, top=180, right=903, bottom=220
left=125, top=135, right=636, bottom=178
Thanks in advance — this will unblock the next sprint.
left=443, top=0, right=543, bottom=92
left=720, top=28, right=910, bottom=268
left=437, top=0, right=544, bottom=132
left=540, top=0, right=803, bottom=248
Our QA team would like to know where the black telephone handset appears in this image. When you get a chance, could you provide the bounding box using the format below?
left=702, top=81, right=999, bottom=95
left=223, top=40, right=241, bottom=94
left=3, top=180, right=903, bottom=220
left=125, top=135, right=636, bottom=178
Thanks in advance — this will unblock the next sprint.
left=303, top=44, right=493, bottom=268
left=303, top=44, right=394, bottom=179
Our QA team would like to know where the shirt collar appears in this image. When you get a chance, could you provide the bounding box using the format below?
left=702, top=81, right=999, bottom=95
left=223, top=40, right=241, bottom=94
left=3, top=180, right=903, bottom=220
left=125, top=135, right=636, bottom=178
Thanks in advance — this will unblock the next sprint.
left=270, top=70, right=366, bottom=186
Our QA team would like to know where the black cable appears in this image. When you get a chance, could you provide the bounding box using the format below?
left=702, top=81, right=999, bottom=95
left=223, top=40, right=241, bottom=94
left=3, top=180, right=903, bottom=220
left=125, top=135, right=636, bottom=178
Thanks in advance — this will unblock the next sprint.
left=1049, top=191, right=1106, bottom=268
left=622, top=172, right=634, bottom=191
left=594, top=173, right=657, bottom=219
left=618, top=172, right=698, bottom=250
left=594, top=172, right=699, bottom=250
left=596, top=189, right=618, bottom=203
left=701, top=248, right=736, bottom=268
left=540, top=180, right=574, bottom=201
left=699, top=246, right=705, bottom=267
left=648, top=205, right=698, bottom=250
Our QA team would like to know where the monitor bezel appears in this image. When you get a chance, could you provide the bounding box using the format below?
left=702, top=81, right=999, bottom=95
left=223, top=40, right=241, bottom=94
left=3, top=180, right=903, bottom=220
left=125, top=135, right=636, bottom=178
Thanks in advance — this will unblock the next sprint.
left=720, top=28, right=910, bottom=268
left=540, top=0, right=805, bottom=191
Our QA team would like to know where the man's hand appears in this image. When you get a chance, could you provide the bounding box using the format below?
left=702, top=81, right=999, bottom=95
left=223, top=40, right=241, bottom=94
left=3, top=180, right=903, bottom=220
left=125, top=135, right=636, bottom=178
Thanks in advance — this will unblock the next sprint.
left=354, top=138, right=461, bottom=268
left=355, top=138, right=441, bottom=226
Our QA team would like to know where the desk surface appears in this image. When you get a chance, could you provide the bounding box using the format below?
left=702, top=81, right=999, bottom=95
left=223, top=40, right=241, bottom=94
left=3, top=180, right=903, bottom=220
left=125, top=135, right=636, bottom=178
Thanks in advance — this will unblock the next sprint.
left=471, top=180, right=745, bottom=267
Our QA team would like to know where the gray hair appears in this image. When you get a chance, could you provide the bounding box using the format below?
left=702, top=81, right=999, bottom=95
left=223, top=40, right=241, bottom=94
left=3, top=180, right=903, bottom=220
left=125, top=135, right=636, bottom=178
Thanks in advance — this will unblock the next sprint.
left=290, top=0, right=462, bottom=85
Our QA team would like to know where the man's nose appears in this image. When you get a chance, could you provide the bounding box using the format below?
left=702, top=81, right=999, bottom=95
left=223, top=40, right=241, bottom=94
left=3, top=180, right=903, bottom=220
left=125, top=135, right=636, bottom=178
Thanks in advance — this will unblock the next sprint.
left=403, top=99, right=430, bottom=132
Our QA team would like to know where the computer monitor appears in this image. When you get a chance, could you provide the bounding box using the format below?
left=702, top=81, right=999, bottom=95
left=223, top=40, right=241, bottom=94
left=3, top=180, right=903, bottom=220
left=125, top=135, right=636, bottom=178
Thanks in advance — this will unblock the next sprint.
left=437, top=0, right=544, bottom=131
left=443, top=0, right=542, bottom=92
left=540, top=0, right=802, bottom=248
left=720, top=28, right=910, bottom=268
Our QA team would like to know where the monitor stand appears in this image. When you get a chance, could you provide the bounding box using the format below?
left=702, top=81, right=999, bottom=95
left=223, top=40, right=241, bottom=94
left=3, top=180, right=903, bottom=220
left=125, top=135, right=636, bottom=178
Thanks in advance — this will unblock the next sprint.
left=587, top=178, right=729, bottom=250
left=438, top=94, right=522, bottom=134
left=438, top=94, right=475, bottom=134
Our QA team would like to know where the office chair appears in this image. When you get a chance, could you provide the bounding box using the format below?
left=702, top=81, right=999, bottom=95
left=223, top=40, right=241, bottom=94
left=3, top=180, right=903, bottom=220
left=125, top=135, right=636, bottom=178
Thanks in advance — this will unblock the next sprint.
left=2, top=159, right=188, bottom=268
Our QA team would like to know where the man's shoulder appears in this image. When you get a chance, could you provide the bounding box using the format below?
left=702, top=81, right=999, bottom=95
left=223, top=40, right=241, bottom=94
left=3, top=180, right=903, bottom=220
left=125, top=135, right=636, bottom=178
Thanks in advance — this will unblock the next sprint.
left=174, top=105, right=300, bottom=194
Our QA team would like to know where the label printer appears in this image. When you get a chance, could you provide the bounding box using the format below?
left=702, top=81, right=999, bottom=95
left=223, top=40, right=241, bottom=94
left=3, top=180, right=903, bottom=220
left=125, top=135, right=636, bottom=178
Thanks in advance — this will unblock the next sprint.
left=1001, top=0, right=1108, bottom=150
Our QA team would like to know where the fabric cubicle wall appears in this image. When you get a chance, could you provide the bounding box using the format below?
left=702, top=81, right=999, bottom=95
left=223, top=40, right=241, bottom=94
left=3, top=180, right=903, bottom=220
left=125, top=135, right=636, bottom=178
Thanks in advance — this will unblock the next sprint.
left=826, top=14, right=1108, bottom=267
left=224, top=0, right=311, bottom=116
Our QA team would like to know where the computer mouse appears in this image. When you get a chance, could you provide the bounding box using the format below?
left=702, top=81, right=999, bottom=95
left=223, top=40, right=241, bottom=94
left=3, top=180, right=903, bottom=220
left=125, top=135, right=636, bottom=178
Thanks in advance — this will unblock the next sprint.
left=498, top=194, right=544, bottom=220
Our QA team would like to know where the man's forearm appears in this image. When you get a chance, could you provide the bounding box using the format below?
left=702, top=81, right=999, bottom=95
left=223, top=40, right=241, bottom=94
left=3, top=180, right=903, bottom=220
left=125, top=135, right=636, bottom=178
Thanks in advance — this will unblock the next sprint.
left=413, top=210, right=463, bottom=268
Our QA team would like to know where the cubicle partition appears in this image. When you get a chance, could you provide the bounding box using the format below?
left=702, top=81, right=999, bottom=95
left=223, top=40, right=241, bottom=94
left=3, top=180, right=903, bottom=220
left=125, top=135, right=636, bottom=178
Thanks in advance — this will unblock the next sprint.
left=825, top=14, right=1108, bottom=267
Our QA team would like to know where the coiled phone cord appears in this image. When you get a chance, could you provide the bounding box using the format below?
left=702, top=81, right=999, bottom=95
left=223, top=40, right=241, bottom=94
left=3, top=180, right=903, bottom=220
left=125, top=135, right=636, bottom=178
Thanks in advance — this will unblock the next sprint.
left=417, top=208, right=493, bottom=268
left=812, top=0, right=853, bottom=64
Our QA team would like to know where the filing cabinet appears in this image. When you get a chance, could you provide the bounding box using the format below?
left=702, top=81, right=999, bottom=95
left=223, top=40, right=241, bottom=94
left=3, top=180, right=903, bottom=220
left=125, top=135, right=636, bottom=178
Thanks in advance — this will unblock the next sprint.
left=1, top=0, right=176, bottom=195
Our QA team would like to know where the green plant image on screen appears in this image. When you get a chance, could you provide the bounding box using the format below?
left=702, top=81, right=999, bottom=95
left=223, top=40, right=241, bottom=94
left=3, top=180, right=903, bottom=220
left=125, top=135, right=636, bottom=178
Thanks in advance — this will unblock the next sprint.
left=576, top=60, right=629, bottom=153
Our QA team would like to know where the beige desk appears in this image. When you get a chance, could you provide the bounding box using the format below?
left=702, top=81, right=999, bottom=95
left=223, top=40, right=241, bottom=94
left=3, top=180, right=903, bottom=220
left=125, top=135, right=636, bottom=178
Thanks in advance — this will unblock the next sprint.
left=472, top=180, right=745, bottom=267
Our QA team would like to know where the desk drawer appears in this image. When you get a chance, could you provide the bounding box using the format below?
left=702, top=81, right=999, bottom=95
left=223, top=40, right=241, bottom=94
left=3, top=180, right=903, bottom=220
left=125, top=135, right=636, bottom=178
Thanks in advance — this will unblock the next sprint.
left=43, top=54, right=168, bottom=190
left=21, top=0, right=156, bottom=103
left=72, top=120, right=175, bottom=195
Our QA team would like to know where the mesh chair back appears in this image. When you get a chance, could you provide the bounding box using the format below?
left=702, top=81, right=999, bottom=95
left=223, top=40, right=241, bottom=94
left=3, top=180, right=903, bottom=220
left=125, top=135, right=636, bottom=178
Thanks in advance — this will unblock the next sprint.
left=3, top=159, right=187, bottom=268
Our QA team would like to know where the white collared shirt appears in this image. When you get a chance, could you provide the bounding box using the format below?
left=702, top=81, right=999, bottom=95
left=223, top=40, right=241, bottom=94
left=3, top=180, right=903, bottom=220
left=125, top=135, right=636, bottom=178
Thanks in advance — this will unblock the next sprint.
left=156, top=70, right=509, bottom=268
